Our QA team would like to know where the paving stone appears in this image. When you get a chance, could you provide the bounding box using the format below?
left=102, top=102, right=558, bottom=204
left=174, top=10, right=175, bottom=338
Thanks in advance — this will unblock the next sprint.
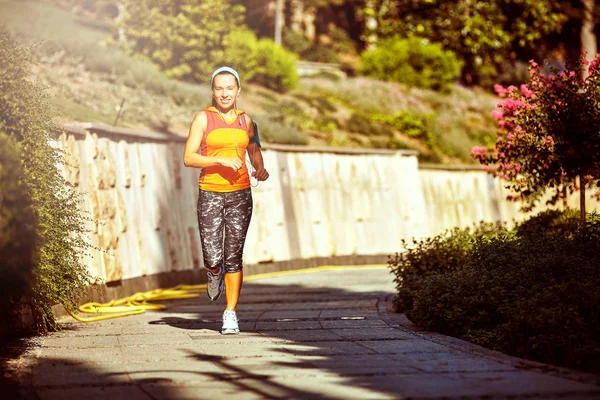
left=258, top=329, right=343, bottom=342
left=197, top=342, right=289, bottom=358
left=39, top=347, right=123, bottom=365
left=319, top=319, right=389, bottom=329
left=318, top=308, right=377, bottom=318
left=282, top=341, right=376, bottom=356
left=327, top=327, right=416, bottom=341
left=36, top=386, right=151, bottom=400
left=124, top=360, right=225, bottom=383
left=255, top=320, right=322, bottom=331
left=359, top=339, right=452, bottom=354
left=391, top=352, right=517, bottom=373
left=138, top=380, right=302, bottom=400
left=450, top=371, right=600, bottom=397
left=32, top=362, right=130, bottom=387
left=119, top=345, right=203, bottom=363
left=41, top=335, right=120, bottom=348
left=258, top=310, right=321, bottom=320
left=118, top=333, right=194, bottom=346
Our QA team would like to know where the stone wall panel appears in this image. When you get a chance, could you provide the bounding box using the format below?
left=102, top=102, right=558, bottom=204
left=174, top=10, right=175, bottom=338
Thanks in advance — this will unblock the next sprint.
left=60, top=124, right=600, bottom=284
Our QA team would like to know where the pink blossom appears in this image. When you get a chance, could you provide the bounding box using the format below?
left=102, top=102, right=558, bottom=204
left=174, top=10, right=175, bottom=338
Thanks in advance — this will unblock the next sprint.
left=515, top=164, right=521, bottom=172
left=570, top=71, right=576, bottom=77
left=520, top=84, right=534, bottom=98
left=494, top=84, right=508, bottom=98
left=491, top=110, right=503, bottom=120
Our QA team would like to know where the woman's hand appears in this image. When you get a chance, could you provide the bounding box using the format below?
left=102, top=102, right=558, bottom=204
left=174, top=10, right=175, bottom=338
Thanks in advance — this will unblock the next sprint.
left=252, top=167, right=269, bottom=181
left=218, top=157, right=243, bottom=171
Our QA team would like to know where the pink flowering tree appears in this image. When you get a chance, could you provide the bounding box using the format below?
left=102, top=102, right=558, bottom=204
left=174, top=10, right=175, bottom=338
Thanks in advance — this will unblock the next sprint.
left=473, top=53, right=600, bottom=224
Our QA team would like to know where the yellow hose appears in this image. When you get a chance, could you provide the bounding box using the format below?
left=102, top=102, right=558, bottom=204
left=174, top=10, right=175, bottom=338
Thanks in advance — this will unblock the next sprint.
left=67, top=283, right=207, bottom=322
left=66, top=264, right=387, bottom=323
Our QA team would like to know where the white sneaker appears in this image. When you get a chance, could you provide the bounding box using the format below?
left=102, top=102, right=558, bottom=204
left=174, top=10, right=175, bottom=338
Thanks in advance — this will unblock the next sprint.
left=221, top=310, right=240, bottom=335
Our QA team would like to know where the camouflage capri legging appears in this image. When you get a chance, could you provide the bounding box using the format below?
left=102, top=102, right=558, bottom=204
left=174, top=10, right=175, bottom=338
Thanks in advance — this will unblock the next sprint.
left=197, top=188, right=253, bottom=274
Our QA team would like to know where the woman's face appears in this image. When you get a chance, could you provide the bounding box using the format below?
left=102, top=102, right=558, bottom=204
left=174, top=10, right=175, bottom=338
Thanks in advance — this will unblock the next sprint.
left=212, top=73, right=239, bottom=110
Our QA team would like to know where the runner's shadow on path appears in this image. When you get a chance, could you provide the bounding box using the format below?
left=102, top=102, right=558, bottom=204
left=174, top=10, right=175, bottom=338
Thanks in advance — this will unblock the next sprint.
left=13, top=275, right=486, bottom=399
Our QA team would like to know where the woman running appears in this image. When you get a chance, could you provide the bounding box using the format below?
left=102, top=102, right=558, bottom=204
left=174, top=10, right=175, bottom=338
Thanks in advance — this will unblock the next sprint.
left=183, top=66, right=269, bottom=334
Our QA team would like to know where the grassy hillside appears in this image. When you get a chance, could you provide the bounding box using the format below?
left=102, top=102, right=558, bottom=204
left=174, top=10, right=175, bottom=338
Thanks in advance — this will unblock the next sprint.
left=2, top=0, right=500, bottom=163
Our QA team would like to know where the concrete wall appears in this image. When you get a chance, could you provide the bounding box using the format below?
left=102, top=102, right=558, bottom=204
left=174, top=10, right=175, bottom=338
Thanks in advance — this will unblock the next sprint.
left=58, top=123, right=600, bottom=284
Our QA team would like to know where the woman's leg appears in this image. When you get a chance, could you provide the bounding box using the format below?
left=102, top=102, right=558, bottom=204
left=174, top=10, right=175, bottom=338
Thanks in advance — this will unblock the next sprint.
left=197, top=190, right=225, bottom=300
left=223, top=189, right=253, bottom=311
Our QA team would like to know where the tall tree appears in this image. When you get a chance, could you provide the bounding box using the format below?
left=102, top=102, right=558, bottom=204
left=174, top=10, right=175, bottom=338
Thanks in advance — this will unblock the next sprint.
left=581, top=0, right=598, bottom=68
left=360, top=0, right=566, bottom=84
left=118, top=0, right=245, bottom=82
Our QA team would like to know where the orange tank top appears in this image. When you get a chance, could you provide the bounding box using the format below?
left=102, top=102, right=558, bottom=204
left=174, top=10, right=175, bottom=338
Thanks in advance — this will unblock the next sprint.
left=199, top=107, right=250, bottom=192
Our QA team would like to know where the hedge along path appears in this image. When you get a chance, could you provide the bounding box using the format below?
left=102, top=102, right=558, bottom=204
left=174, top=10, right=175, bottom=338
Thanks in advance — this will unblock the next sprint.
left=67, top=264, right=388, bottom=322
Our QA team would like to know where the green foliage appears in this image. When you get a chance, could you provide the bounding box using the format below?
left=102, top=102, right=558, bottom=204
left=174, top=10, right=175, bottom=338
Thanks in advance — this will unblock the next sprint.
left=359, top=0, right=565, bottom=84
left=252, top=37, right=299, bottom=91
left=372, top=111, right=435, bottom=141
left=346, top=112, right=386, bottom=136
left=328, top=26, right=356, bottom=55
left=253, top=115, right=309, bottom=146
left=119, top=0, right=245, bottom=82
left=0, top=30, right=93, bottom=332
left=282, top=28, right=339, bottom=63
left=0, top=132, right=37, bottom=329
left=359, top=37, right=462, bottom=92
left=391, top=222, right=510, bottom=313
left=391, top=210, right=600, bottom=373
left=226, top=30, right=299, bottom=92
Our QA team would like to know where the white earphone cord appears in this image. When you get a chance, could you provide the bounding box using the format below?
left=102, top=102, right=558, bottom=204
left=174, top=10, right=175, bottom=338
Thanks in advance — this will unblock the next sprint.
left=217, top=103, right=259, bottom=188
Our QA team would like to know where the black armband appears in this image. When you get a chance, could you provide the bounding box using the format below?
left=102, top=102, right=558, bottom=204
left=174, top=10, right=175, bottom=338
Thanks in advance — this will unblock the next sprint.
left=250, top=121, right=262, bottom=148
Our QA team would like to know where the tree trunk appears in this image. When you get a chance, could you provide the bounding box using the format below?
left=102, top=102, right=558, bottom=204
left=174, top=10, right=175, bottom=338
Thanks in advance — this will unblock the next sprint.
left=116, top=1, right=127, bottom=42
left=274, top=0, right=284, bottom=45
left=290, top=0, right=303, bottom=34
left=580, top=172, right=586, bottom=226
left=581, top=0, right=597, bottom=78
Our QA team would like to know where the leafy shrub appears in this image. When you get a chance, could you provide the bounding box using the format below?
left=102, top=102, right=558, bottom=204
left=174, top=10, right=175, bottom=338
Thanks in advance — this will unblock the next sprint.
left=253, top=115, right=309, bottom=145
left=391, top=209, right=600, bottom=373
left=346, top=112, right=388, bottom=136
left=328, top=27, right=356, bottom=55
left=391, top=222, right=509, bottom=313
left=226, top=30, right=299, bottom=92
left=0, top=132, right=37, bottom=330
left=282, top=28, right=312, bottom=56
left=252, top=38, right=299, bottom=92
left=0, top=30, right=93, bottom=332
left=302, top=44, right=340, bottom=64
left=283, top=28, right=340, bottom=63
left=359, top=36, right=462, bottom=92
left=372, top=111, right=435, bottom=141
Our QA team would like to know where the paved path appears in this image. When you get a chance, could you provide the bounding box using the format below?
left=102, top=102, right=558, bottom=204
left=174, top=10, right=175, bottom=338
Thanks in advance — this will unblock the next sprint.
left=11, top=267, right=600, bottom=399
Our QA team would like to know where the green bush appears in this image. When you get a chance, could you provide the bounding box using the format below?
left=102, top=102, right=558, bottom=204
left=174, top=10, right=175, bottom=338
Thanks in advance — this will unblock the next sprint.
left=359, top=37, right=462, bottom=92
left=346, top=112, right=388, bottom=136
left=253, top=115, right=309, bottom=145
left=0, top=132, right=37, bottom=330
left=282, top=28, right=340, bottom=63
left=0, top=30, right=93, bottom=332
left=225, top=30, right=299, bottom=92
left=391, top=222, right=509, bottom=313
left=252, top=38, right=299, bottom=92
left=372, top=111, right=435, bottom=141
left=391, top=210, right=600, bottom=373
